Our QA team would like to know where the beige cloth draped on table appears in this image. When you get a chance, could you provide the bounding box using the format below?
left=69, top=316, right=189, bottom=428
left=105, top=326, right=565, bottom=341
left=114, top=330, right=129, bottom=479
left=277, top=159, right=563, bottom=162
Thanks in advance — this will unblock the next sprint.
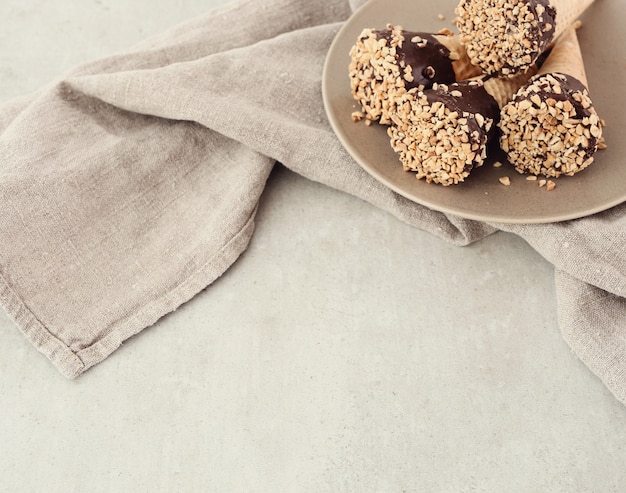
left=1, top=0, right=625, bottom=406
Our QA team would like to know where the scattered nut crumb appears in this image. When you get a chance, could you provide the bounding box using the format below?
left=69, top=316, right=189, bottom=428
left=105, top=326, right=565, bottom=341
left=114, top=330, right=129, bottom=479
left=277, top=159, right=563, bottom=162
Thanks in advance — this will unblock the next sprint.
left=499, top=176, right=511, bottom=186
left=526, top=175, right=538, bottom=181
left=364, top=119, right=372, bottom=126
left=546, top=180, right=556, bottom=191
left=438, top=13, right=446, bottom=20
left=539, top=179, right=547, bottom=188
left=493, top=161, right=502, bottom=168
left=351, top=111, right=364, bottom=122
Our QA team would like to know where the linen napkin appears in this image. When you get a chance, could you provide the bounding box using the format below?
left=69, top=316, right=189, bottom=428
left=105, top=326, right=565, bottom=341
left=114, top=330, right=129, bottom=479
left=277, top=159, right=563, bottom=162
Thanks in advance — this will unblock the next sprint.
left=1, top=0, right=625, bottom=406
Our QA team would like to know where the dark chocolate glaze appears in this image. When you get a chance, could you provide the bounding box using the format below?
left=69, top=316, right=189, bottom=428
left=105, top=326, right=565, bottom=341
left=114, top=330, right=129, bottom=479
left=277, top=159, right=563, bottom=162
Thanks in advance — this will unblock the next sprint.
left=501, top=0, right=556, bottom=74
left=513, top=73, right=590, bottom=112
left=374, top=30, right=456, bottom=90
left=517, top=73, right=599, bottom=158
left=533, top=0, right=557, bottom=40
left=426, top=80, right=500, bottom=133
left=522, top=73, right=589, bottom=104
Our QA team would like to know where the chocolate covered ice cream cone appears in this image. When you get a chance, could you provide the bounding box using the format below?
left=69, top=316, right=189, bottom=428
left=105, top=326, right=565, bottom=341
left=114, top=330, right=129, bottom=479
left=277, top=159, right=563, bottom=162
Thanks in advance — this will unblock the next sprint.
left=349, top=25, right=482, bottom=124
left=387, top=70, right=534, bottom=186
left=455, top=0, right=595, bottom=77
left=499, top=27, right=603, bottom=178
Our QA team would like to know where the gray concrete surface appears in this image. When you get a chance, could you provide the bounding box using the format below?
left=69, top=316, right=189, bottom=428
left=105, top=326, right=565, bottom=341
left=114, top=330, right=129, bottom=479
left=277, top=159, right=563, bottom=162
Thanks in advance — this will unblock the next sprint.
left=1, top=1, right=625, bottom=492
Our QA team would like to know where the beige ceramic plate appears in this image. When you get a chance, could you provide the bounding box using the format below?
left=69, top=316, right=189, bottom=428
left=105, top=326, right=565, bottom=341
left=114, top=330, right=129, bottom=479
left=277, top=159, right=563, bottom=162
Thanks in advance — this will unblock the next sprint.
left=322, top=0, right=624, bottom=224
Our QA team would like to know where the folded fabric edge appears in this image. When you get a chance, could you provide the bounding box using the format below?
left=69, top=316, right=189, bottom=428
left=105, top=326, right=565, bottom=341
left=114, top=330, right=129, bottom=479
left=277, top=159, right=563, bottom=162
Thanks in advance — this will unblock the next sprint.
left=555, top=269, right=626, bottom=406
left=1, top=207, right=258, bottom=379
left=560, top=324, right=626, bottom=407
left=0, top=278, right=84, bottom=379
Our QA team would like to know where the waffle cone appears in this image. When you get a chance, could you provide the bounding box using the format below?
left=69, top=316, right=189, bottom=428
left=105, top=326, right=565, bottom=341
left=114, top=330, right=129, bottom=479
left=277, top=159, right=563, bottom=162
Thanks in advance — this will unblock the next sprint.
left=483, top=66, right=538, bottom=108
left=433, top=34, right=483, bottom=82
left=550, top=0, right=595, bottom=39
left=538, top=27, right=588, bottom=88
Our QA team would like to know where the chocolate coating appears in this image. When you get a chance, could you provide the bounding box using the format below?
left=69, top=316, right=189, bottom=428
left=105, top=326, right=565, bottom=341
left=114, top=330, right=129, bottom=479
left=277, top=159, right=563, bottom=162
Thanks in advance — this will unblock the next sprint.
left=348, top=26, right=457, bottom=123
left=516, top=74, right=591, bottom=118
left=520, top=0, right=556, bottom=71
left=500, top=72, right=603, bottom=177
left=387, top=80, right=500, bottom=185
left=373, top=30, right=456, bottom=90
left=455, top=0, right=557, bottom=77
left=425, top=80, right=500, bottom=128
